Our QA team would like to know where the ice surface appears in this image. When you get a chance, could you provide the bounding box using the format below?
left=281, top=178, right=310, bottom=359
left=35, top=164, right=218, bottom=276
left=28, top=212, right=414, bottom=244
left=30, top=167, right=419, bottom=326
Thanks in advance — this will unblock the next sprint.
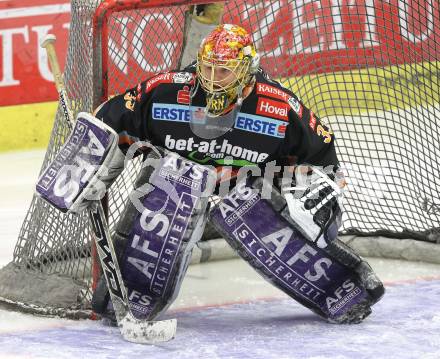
left=0, top=279, right=439, bottom=359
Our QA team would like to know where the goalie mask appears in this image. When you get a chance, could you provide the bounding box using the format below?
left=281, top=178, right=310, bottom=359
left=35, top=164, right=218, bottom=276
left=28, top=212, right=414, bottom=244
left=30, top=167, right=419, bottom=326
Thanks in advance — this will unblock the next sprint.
left=196, top=24, right=259, bottom=118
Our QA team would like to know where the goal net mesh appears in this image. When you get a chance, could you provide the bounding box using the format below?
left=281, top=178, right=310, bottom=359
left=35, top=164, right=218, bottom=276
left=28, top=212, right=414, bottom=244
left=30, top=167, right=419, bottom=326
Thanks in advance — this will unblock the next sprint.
left=0, top=0, right=438, bottom=317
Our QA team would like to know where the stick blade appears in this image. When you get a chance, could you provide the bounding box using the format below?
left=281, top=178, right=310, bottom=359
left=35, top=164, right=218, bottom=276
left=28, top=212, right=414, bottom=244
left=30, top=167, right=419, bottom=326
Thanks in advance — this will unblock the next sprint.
left=119, top=313, right=177, bottom=344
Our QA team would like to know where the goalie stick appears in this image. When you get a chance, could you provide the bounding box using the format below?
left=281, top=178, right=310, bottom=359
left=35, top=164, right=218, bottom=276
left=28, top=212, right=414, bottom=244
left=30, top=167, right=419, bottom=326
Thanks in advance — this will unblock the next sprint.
left=41, top=34, right=177, bottom=344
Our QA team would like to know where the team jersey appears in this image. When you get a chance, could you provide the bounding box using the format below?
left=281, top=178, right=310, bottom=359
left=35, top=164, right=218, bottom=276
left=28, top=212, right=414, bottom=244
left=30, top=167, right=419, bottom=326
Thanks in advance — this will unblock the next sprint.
left=96, top=65, right=339, bottom=174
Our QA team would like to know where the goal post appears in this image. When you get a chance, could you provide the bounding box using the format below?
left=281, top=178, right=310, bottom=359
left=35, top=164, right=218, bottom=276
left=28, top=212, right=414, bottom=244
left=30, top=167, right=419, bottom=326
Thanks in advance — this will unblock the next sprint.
left=0, top=0, right=439, bottom=318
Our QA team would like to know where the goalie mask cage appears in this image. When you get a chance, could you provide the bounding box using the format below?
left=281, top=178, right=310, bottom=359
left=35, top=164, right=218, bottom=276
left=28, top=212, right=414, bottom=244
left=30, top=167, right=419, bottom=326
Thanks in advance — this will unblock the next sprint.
left=0, top=0, right=439, bottom=318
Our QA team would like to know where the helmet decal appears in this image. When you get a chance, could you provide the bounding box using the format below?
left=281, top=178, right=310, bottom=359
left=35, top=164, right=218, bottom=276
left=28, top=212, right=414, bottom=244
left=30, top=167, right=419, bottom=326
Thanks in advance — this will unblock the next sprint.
left=196, top=24, right=260, bottom=116
left=200, top=24, right=256, bottom=61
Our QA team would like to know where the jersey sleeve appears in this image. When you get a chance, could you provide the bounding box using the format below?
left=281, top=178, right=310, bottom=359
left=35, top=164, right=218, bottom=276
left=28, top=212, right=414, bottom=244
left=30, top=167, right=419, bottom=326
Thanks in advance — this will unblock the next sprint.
left=95, top=81, right=151, bottom=153
left=281, top=98, right=339, bottom=167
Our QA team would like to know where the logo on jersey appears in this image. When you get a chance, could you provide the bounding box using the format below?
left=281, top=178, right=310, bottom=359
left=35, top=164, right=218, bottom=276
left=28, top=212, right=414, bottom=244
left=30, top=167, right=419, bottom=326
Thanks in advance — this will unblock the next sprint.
left=256, top=98, right=289, bottom=121
left=164, top=135, right=269, bottom=164
left=177, top=86, right=191, bottom=105
left=256, top=83, right=289, bottom=102
left=278, top=123, right=287, bottom=135
left=153, top=103, right=286, bottom=138
left=136, top=83, right=142, bottom=102
left=235, top=113, right=286, bottom=138
left=287, top=96, right=303, bottom=117
left=145, top=73, right=173, bottom=93
left=309, top=111, right=317, bottom=130
left=124, top=91, right=136, bottom=111
left=173, top=72, right=194, bottom=84
left=152, top=103, right=205, bottom=123
left=153, top=103, right=287, bottom=138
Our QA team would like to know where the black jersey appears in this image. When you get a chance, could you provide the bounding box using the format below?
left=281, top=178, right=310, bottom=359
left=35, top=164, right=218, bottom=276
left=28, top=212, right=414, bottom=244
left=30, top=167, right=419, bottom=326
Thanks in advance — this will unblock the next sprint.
left=96, top=66, right=339, bottom=171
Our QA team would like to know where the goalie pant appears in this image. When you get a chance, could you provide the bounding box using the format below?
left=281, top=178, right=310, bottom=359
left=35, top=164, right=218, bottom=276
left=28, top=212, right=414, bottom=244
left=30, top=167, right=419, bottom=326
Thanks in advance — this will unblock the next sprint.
left=93, top=148, right=216, bottom=320
left=209, top=177, right=384, bottom=324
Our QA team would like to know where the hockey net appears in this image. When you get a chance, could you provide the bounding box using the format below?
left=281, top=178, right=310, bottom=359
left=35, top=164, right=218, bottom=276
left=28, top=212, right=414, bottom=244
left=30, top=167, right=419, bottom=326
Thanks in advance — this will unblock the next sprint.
left=0, top=0, right=439, bottom=318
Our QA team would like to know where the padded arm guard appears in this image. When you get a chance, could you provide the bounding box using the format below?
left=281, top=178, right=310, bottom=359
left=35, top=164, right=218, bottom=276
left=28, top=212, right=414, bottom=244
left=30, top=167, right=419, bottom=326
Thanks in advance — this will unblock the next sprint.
left=209, top=177, right=384, bottom=324
left=36, top=112, right=124, bottom=213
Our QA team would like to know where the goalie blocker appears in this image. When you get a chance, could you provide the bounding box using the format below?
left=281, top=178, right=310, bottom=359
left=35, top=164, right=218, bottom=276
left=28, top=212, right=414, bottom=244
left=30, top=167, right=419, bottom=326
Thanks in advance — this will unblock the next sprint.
left=36, top=112, right=124, bottom=213
left=209, top=177, right=384, bottom=324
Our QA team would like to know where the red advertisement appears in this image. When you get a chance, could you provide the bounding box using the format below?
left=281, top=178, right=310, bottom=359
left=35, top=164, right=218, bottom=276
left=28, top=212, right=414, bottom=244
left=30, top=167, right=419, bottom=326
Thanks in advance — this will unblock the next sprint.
left=256, top=97, right=289, bottom=121
left=227, top=0, right=440, bottom=77
left=0, top=0, right=439, bottom=106
left=0, top=0, right=70, bottom=106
